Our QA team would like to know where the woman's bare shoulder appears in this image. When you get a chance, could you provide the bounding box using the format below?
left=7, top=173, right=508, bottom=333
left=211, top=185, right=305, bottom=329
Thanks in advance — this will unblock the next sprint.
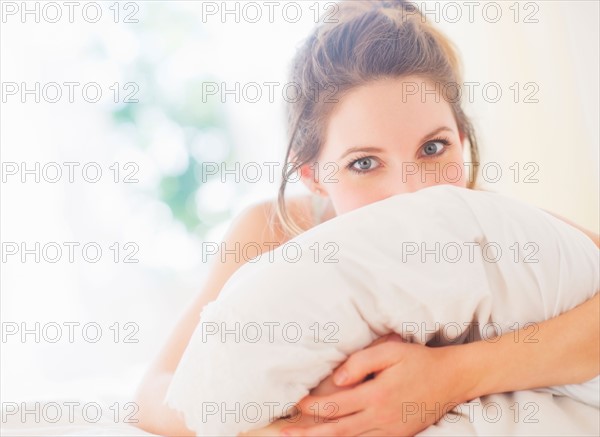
left=239, top=194, right=316, bottom=244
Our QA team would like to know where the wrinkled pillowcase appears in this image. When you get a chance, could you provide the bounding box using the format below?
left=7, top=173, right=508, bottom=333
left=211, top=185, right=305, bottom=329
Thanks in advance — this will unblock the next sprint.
left=166, top=185, right=599, bottom=436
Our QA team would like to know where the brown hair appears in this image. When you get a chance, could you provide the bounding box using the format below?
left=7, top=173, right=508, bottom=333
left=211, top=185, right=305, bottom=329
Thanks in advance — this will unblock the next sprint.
left=276, top=0, right=480, bottom=237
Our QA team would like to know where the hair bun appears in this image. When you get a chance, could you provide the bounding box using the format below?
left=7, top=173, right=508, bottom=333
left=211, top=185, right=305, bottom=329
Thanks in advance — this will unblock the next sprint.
left=379, top=0, right=416, bottom=10
left=366, top=0, right=421, bottom=18
left=381, top=0, right=411, bottom=6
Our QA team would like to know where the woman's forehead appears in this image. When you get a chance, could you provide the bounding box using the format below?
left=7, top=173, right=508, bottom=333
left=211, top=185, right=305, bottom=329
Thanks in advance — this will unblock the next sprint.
left=323, top=77, right=458, bottom=151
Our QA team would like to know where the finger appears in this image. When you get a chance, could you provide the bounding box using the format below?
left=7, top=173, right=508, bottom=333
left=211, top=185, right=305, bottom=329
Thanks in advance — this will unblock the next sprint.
left=295, top=384, right=371, bottom=419
left=367, top=333, right=402, bottom=348
left=334, top=341, right=407, bottom=386
left=309, top=370, right=360, bottom=396
left=368, top=333, right=405, bottom=349
left=280, top=411, right=368, bottom=437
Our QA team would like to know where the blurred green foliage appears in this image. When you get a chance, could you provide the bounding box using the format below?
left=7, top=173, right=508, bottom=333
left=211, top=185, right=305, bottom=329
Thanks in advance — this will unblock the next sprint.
left=105, top=3, right=236, bottom=237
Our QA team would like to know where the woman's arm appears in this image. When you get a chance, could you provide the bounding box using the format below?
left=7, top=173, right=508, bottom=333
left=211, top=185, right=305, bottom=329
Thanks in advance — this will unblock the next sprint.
left=133, top=201, right=288, bottom=436
left=458, top=292, right=599, bottom=402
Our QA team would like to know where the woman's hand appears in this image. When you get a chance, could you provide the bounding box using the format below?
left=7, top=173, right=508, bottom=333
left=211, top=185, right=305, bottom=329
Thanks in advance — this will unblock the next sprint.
left=276, top=292, right=600, bottom=437
left=279, top=334, right=469, bottom=437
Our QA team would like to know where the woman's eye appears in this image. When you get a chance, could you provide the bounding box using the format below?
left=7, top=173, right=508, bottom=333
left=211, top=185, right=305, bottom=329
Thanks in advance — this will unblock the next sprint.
left=421, top=141, right=446, bottom=157
left=350, top=157, right=379, bottom=172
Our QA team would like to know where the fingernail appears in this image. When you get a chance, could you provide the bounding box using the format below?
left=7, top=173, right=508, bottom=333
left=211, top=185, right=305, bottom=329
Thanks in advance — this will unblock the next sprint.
left=334, top=369, right=348, bottom=385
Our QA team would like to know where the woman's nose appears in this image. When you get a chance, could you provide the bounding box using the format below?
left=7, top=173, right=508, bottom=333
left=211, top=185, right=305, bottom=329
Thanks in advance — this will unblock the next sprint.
left=385, top=172, right=424, bottom=196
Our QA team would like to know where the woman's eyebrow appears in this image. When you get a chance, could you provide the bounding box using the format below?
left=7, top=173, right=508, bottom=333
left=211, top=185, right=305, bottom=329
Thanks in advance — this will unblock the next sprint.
left=339, top=146, right=385, bottom=161
left=419, top=126, right=455, bottom=143
left=338, top=126, right=455, bottom=161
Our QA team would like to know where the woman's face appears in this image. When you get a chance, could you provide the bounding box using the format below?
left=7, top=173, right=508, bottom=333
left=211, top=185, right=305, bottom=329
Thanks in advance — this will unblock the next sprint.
left=304, top=76, right=468, bottom=215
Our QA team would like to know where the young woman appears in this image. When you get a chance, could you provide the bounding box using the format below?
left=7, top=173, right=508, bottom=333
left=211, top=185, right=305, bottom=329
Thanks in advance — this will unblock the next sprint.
left=134, top=1, right=600, bottom=436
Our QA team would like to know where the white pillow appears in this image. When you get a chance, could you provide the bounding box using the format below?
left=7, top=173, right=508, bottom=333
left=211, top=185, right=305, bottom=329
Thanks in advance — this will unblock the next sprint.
left=166, top=185, right=599, bottom=436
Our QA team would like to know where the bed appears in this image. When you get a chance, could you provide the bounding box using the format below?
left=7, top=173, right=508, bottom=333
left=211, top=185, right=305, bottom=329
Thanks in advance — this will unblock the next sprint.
left=2, top=391, right=599, bottom=436
left=5, top=186, right=598, bottom=436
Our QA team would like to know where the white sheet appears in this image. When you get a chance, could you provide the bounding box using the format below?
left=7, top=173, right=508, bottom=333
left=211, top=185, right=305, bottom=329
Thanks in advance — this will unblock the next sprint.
left=3, top=391, right=598, bottom=436
left=0, top=398, right=157, bottom=437
left=419, top=390, right=600, bottom=436
left=166, top=185, right=599, bottom=436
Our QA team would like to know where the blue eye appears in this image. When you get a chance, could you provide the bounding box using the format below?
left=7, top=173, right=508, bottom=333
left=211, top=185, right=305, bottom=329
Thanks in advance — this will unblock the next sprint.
left=421, top=138, right=450, bottom=157
left=348, top=156, right=379, bottom=173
